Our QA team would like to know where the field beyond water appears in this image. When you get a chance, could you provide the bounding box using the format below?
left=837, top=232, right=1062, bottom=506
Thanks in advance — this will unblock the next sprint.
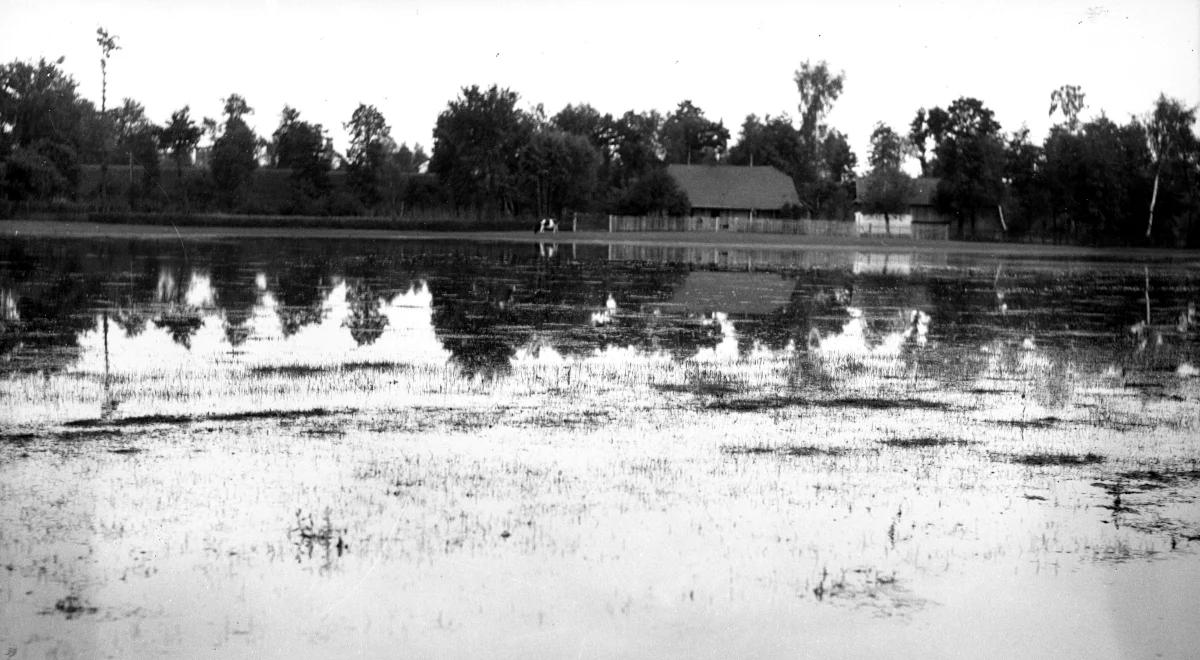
left=1, top=225, right=1198, bottom=658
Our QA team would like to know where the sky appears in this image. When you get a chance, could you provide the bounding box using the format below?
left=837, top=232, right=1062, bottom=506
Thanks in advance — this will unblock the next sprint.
left=1, top=0, right=1198, bottom=172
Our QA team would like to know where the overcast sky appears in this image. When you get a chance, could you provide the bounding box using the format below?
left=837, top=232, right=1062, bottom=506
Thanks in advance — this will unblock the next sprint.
left=2, top=0, right=1197, bottom=170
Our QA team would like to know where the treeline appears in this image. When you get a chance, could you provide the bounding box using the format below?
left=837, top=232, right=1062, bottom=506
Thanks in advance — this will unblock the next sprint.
left=1, top=41, right=1198, bottom=246
left=859, top=87, right=1200, bottom=246
left=0, top=54, right=856, bottom=222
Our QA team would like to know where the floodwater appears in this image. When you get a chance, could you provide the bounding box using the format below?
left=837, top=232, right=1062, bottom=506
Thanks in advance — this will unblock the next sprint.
left=1, top=234, right=1198, bottom=658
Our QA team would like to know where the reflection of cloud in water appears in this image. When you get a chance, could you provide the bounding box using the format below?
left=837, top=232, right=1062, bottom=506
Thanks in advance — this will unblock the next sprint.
left=1, top=289, right=18, bottom=322
left=72, top=277, right=449, bottom=374
left=590, top=294, right=618, bottom=326
left=693, top=313, right=739, bottom=363
left=812, top=307, right=930, bottom=357
left=155, top=269, right=177, bottom=303
left=185, top=272, right=215, bottom=309
left=514, top=312, right=758, bottom=367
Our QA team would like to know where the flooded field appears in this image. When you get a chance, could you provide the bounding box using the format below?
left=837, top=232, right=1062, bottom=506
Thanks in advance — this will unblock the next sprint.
left=1, top=233, right=1198, bottom=658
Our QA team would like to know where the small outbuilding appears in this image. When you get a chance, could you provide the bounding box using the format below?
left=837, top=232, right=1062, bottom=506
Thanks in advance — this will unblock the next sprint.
left=666, top=164, right=799, bottom=219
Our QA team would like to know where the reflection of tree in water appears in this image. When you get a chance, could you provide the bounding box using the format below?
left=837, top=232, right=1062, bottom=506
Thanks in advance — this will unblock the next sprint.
left=0, top=241, right=105, bottom=370
left=431, top=291, right=518, bottom=377
left=153, top=310, right=204, bottom=348
left=273, top=260, right=331, bottom=337
left=344, top=282, right=388, bottom=346
left=112, top=307, right=150, bottom=337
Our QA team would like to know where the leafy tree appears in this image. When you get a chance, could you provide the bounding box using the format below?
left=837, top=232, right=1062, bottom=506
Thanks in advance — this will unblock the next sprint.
left=660, top=100, right=729, bottom=165
left=609, top=109, right=662, bottom=189
left=272, top=105, right=332, bottom=198
left=520, top=129, right=601, bottom=217
left=0, top=57, right=86, bottom=201
left=112, top=98, right=161, bottom=198
left=867, top=123, right=905, bottom=171
left=859, top=122, right=913, bottom=234
left=794, top=60, right=844, bottom=150
left=613, top=168, right=689, bottom=217
left=1143, top=94, right=1198, bottom=241
left=430, top=85, right=534, bottom=218
left=728, top=114, right=802, bottom=176
left=223, top=94, right=252, bottom=124
left=391, top=142, right=428, bottom=174
left=1049, top=84, right=1087, bottom=133
left=209, top=93, right=258, bottom=209
left=552, top=104, right=617, bottom=160
left=2, top=143, right=72, bottom=202
left=1042, top=116, right=1149, bottom=243
left=792, top=60, right=854, bottom=217
left=343, top=103, right=392, bottom=209
left=159, top=106, right=202, bottom=208
left=908, top=106, right=949, bottom=176
left=925, top=97, right=1007, bottom=237
left=1003, top=126, right=1048, bottom=235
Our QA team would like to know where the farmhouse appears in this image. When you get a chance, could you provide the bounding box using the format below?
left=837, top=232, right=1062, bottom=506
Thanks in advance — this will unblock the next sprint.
left=666, top=164, right=799, bottom=219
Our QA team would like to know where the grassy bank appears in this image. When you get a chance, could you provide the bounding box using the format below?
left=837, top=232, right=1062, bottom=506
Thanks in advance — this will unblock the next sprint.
left=5, top=216, right=1200, bottom=262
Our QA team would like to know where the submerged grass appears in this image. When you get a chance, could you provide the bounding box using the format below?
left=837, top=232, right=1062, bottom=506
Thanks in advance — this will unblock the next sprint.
left=879, top=436, right=977, bottom=449
left=1002, top=452, right=1107, bottom=467
left=720, top=443, right=848, bottom=458
left=63, top=407, right=350, bottom=428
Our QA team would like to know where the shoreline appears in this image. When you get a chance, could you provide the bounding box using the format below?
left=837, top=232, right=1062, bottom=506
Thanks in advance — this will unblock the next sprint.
left=4, top=218, right=1198, bottom=260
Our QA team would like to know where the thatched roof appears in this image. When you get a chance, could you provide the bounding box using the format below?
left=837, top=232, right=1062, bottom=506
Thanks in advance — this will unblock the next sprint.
left=666, top=165, right=799, bottom=211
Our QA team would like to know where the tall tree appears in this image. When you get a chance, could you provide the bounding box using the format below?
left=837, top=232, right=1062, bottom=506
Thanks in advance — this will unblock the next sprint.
left=209, top=93, right=258, bottom=209
left=794, top=60, right=844, bottom=151
left=520, top=128, right=601, bottom=217
left=344, top=103, right=392, bottom=208
left=908, top=106, right=949, bottom=177
left=1003, top=126, right=1048, bottom=235
left=0, top=57, right=86, bottom=201
left=1049, top=84, right=1087, bottom=133
left=859, top=122, right=913, bottom=234
left=391, top=143, right=428, bottom=174
left=793, top=60, right=853, bottom=217
left=112, top=98, right=161, bottom=200
left=273, top=105, right=332, bottom=197
left=660, top=100, right=729, bottom=165
left=95, top=28, right=120, bottom=208
left=158, top=106, right=202, bottom=210
left=926, top=97, right=1007, bottom=237
left=609, top=109, right=663, bottom=189
left=429, top=84, right=533, bottom=218
left=1043, top=116, right=1150, bottom=243
left=1143, top=94, right=1198, bottom=240
left=728, top=113, right=802, bottom=176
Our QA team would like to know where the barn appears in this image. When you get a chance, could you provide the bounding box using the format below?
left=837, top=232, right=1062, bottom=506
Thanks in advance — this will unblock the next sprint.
left=666, top=164, right=799, bottom=220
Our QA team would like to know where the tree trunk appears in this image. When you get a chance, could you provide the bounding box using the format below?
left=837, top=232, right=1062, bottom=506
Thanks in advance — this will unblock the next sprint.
left=1146, top=166, right=1161, bottom=240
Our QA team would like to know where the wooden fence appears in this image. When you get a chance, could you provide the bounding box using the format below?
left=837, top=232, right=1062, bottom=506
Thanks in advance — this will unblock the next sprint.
left=607, top=215, right=856, bottom=237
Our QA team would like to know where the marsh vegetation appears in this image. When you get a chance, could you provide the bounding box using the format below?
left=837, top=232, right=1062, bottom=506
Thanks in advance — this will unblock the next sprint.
left=1, top=235, right=1198, bottom=657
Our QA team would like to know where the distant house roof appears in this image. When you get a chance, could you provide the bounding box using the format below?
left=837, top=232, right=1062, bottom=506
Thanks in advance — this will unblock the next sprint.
left=666, top=164, right=799, bottom=210
left=854, top=176, right=940, bottom=206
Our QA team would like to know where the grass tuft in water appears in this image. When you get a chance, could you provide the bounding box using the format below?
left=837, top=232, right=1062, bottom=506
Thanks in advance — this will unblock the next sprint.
left=721, top=444, right=845, bottom=457
left=1003, top=452, right=1106, bottom=466
left=879, top=436, right=976, bottom=449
